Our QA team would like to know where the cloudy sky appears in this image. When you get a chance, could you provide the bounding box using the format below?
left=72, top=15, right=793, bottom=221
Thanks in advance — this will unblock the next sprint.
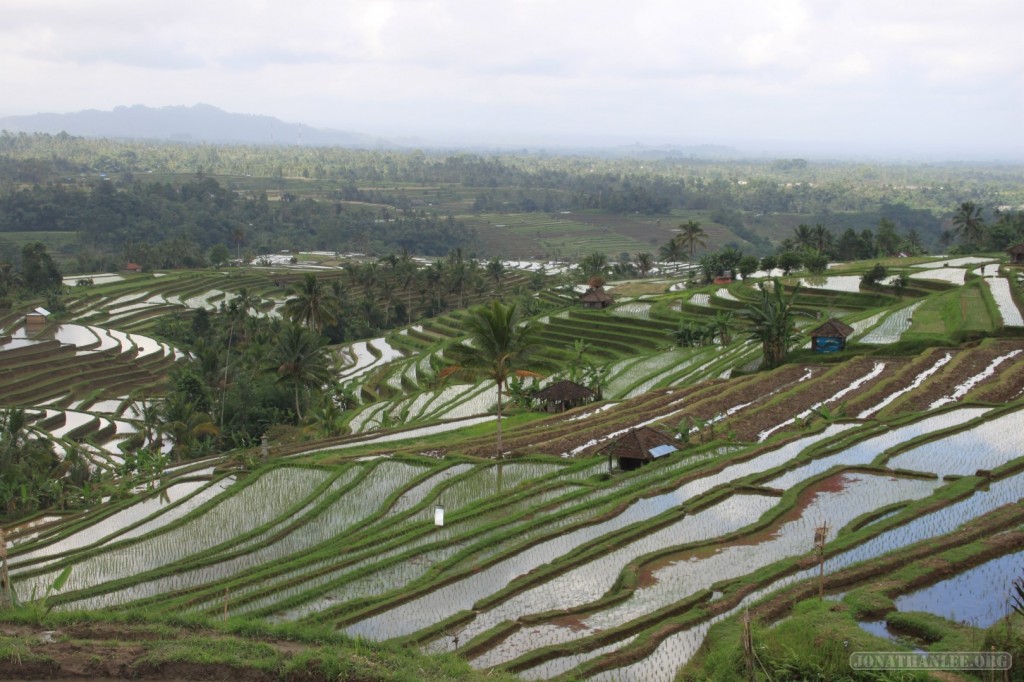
left=3, top=0, right=1023, bottom=158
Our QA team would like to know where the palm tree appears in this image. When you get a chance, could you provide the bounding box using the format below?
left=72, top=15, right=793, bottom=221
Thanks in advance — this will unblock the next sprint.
left=744, top=279, right=806, bottom=369
left=486, top=257, right=506, bottom=295
left=447, top=248, right=468, bottom=308
left=635, top=252, right=654, bottom=278
left=579, top=252, right=609, bottom=279
left=160, top=393, right=218, bottom=460
left=232, top=287, right=261, bottom=319
left=811, top=224, right=832, bottom=254
left=272, top=324, right=332, bottom=422
left=426, top=260, right=446, bottom=312
left=659, top=238, right=685, bottom=263
left=283, top=273, right=339, bottom=335
left=397, top=255, right=419, bottom=323
left=793, top=224, right=815, bottom=250
left=951, top=202, right=986, bottom=250
left=443, top=300, right=540, bottom=458
left=230, top=226, right=246, bottom=261
left=677, top=220, right=708, bottom=261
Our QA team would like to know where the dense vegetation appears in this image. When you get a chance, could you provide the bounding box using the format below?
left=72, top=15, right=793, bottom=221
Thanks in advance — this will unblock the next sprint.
left=3, top=132, right=1024, bottom=272
left=3, top=133, right=1024, bottom=680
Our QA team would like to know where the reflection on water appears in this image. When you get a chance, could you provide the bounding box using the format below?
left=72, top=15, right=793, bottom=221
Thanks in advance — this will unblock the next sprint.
left=894, top=549, right=1024, bottom=627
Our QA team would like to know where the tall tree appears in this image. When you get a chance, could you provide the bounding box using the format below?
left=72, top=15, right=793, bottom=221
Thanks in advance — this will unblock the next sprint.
left=283, top=273, right=339, bottom=335
left=443, top=300, right=540, bottom=458
left=579, top=252, right=609, bottom=279
left=677, top=220, right=708, bottom=261
left=811, top=224, right=832, bottom=254
left=160, top=393, right=218, bottom=460
left=271, top=323, right=332, bottom=422
left=486, top=257, right=506, bottom=295
left=230, top=226, right=246, bottom=261
left=20, top=242, right=61, bottom=293
left=875, top=218, right=901, bottom=256
left=744, top=279, right=805, bottom=369
left=793, top=224, right=815, bottom=250
left=658, top=238, right=684, bottom=263
left=635, top=252, right=654, bottom=278
left=951, top=202, right=986, bottom=250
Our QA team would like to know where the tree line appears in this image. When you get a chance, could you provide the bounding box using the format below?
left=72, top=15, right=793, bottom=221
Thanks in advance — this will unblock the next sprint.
left=0, top=176, right=477, bottom=268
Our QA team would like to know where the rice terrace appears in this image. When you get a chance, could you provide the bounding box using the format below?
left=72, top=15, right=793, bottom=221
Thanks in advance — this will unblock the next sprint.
left=2, top=146, right=1024, bottom=681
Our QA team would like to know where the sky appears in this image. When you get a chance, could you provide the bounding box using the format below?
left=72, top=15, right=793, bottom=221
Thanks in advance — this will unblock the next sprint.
left=3, top=0, right=1023, bottom=159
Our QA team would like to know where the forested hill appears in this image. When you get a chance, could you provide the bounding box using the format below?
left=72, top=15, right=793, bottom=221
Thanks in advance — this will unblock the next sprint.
left=0, top=177, right=475, bottom=267
left=3, top=132, right=1024, bottom=267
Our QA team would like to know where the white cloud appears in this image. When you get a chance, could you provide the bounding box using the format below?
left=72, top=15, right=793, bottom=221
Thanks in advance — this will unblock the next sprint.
left=1, top=0, right=1023, bottom=156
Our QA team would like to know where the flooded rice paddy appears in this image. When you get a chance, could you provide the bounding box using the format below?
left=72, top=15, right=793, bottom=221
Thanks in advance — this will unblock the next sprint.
left=7, top=400, right=1023, bottom=682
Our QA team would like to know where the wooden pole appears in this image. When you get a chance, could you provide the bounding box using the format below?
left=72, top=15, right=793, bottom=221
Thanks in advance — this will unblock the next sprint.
left=814, top=522, right=829, bottom=600
left=742, top=609, right=754, bottom=682
left=0, top=528, right=11, bottom=609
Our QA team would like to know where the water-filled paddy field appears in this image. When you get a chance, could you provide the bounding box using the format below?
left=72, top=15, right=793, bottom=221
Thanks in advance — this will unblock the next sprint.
left=7, top=399, right=1024, bottom=682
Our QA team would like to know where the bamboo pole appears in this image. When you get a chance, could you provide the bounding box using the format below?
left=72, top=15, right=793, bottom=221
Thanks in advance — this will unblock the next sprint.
left=742, top=609, right=754, bottom=682
left=814, top=522, right=830, bottom=600
left=0, top=528, right=11, bottom=609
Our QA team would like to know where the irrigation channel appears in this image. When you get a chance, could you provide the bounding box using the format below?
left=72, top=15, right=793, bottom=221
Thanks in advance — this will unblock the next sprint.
left=6, top=403, right=1023, bottom=681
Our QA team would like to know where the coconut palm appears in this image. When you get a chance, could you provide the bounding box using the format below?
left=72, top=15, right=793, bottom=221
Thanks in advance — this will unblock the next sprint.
left=677, top=220, right=708, bottom=261
left=283, top=273, right=339, bottom=335
left=811, top=224, right=832, bottom=254
left=635, top=252, right=654, bottom=278
left=579, top=252, right=609, bottom=279
left=397, top=255, right=419, bottom=322
left=271, top=323, right=332, bottom=422
left=232, top=287, right=261, bottom=319
left=951, top=202, right=986, bottom=250
left=486, top=257, right=506, bottom=295
left=443, top=300, right=540, bottom=458
left=793, top=224, right=816, bottom=250
left=659, top=238, right=685, bottom=263
left=160, top=393, right=218, bottom=460
left=230, top=226, right=246, bottom=261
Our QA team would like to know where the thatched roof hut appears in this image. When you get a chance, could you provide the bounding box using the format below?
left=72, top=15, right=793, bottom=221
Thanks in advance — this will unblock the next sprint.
left=809, top=318, right=854, bottom=353
left=580, top=286, right=613, bottom=309
left=1007, top=243, right=1024, bottom=264
left=534, top=379, right=595, bottom=412
left=600, top=426, right=679, bottom=472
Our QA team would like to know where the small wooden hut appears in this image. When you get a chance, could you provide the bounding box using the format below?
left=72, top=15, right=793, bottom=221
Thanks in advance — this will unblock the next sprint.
left=600, top=426, right=679, bottom=472
left=124, top=262, right=144, bottom=273
left=533, top=379, right=595, bottom=412
left=809, top=318, right=854, bottom=353
left=24, top=307, right=50, bottom=327
left=580, top=286, right=613, bottom=309
left=1007, top=243, right=1024, bottom=264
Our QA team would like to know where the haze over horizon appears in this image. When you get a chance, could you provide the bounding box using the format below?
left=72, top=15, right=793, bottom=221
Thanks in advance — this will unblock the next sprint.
left=4, top=0, right=1023, bottom=161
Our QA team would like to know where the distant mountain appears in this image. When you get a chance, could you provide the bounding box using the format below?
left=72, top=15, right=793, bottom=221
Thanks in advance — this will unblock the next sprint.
left=0, top=103, right=386, bottom=147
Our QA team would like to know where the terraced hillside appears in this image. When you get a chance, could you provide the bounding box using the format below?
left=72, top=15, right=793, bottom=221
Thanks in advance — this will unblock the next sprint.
left=3, top=254, right=1024, bottom=680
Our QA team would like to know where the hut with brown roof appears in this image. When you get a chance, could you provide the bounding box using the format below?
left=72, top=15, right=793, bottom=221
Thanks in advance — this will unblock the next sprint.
left=580, top=286, right=613, bottom=309
left=599, top=426, right=679, bottom=472
left=809, top=318, right=854, bottom=353
left=533, top=379, right=595, bottom=412
left=1007, top=243, right=1024, bottom=264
